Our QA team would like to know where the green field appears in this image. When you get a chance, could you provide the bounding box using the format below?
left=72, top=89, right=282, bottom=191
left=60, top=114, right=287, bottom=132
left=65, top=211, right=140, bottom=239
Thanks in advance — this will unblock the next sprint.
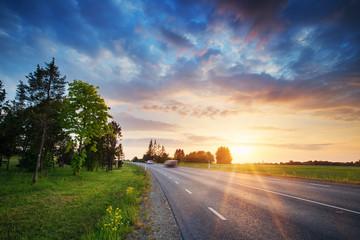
left=0, top=159, right=149, bottom=240
left=179, top=162, right=360, bottom=184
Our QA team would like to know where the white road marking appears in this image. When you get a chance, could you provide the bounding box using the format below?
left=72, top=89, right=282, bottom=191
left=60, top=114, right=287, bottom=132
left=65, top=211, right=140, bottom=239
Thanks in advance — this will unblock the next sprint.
left=270, top=178, right=280, bottom=181
left=175, top=181, right=179, bottom=184
left=216, top=178, right=360, bottom=215
left=309, top=183, right=331, bottom=188
left=208, top=207, right=227, bottom=220
left=168, top=176, right=172, bottom=179
left=185, top=189, right=192, bottom=194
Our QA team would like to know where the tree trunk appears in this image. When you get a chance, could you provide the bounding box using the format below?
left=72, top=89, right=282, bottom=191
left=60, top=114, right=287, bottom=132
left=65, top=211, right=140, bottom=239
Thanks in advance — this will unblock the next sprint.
left=32, top=119, right=47, bottom=184
left=40, top=155, right=44, bottom=178
left=6, top=156, right=10, bottom=171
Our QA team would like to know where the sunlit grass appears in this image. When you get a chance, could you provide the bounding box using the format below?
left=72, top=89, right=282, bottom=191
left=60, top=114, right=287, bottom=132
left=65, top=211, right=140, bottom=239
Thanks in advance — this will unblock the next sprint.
left=179, top=162, right=360, bottom=184
left=0, top=160, right=149, bottom=239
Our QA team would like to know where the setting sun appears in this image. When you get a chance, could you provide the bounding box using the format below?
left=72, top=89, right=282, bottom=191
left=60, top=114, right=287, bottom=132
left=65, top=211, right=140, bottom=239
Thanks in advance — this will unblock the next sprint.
left=230, top=146, right=254, bottom=158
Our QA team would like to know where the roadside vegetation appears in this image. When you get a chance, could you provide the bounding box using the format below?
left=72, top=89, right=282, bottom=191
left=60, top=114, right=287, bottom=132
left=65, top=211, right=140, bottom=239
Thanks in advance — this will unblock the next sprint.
left=179, top=162, right=360, bottom=184
left=0, top=159, right=149, bottom=239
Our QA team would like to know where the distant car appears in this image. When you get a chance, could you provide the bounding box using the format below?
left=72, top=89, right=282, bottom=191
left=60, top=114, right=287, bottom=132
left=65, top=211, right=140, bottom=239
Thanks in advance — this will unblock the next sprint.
left=146, top=160, right=154, bottom=164
left=164, top=160, right=178, bottom=167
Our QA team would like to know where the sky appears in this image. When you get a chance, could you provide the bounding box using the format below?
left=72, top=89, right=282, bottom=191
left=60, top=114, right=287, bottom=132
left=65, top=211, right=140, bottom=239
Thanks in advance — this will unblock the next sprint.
left=1, top=0, right=359, bottom=163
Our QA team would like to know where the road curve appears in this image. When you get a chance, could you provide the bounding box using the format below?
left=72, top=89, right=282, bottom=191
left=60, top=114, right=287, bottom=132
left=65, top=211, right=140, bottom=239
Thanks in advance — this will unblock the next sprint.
left=133, top=163, right=360, bottom=240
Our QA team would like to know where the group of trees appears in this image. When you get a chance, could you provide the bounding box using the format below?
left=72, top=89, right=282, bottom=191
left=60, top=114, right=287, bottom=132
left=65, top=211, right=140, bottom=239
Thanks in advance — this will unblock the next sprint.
left=142, top=139, right=169, bottom=163
left=184, top=151, right=215, bottom=163
left=0, top=59, right=123, bottom=183
left=173, top=146, right=232, bottom=164
left=174, top=149, right=185, bottom=161
left=279, top=160, right=360, bottom=167
left=136, top=145, right=232, bottom=164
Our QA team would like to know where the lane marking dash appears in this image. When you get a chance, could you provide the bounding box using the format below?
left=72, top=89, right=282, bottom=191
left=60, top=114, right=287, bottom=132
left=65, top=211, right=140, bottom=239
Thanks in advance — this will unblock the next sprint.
left=185, top=189, right=192, bottom=194
left=309, top=183, right=331, bottom=188
left=208, top=207, right=227, bottom=220
left=175, top=181, right=179, bottom=184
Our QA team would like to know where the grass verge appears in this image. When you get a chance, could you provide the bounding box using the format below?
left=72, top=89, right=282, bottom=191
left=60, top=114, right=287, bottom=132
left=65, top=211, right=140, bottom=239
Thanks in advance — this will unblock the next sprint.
left=0, top=159, right=149, bottom=240
left=179, top=162, right=360, bottom=184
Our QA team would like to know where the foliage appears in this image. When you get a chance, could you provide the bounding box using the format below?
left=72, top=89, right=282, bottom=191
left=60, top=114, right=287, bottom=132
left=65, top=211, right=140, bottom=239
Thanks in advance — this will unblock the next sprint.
left=0, top=161, right=149, bottom=239
left=0, top=59, right=68, bottom=181
left=185, top=151, right=214, bottom=163
left=63, top=80, right=112, bottom=175
left=143, top=139, right=169, bottom=163
left=174, top=149, right=185, bottom=161
left=0, top=79, right=5, bottom=113
left=215, top=146, right=232, bottom=164
left=92, top=186, right=142, bottom=239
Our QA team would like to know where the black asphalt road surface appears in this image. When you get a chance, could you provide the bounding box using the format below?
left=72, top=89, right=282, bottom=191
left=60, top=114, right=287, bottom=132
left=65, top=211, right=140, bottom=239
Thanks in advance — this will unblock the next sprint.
left=134, top=163, right=360, bottom=240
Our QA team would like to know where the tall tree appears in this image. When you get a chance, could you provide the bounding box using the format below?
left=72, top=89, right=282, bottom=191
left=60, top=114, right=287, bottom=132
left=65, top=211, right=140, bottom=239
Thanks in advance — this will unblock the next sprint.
left=174, top=149, right=185, bottom=161
left=215, top=146, right=232, bottom=164
left=63, top=80, right=112, bottom=175
left=0, top=80, right=6, bottom=167
left=25, top=58, right=66, bottom=183
left=116, top=143, right=124, bottom=168
left=0, top=80, right=6, bottom=115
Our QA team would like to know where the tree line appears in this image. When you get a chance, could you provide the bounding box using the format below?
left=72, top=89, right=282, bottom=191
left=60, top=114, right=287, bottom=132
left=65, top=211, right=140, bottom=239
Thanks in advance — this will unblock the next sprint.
left=132, top=142, right=233, bottom=164
left=278, top=160, right=360, bottom=167
left=0, top=59, right=124, bottom=183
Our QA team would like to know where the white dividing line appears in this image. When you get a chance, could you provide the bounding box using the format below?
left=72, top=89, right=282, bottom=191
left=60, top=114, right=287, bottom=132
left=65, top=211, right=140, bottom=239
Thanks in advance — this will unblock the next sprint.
left=208, top=207, right=227, bottom=220
left=309, top=183, right=331, bottom=188
left=174, top=181, right=179, bottom=184
left=168, top=176, right=172, bottom=179
left=185, top=189, right=192, bottom=194
left=216, top=178, right=360, bottom=215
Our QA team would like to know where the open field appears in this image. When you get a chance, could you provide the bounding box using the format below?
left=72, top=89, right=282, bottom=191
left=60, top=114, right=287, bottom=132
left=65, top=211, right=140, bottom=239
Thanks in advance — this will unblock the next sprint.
left=179, top=162, right=360, bottom=184
left=0, top=159, right=149, bottom=240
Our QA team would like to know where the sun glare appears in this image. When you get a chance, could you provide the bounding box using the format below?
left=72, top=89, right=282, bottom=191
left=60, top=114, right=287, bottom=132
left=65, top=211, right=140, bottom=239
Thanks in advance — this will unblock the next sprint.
left=231, top=145, right=254, bottom=158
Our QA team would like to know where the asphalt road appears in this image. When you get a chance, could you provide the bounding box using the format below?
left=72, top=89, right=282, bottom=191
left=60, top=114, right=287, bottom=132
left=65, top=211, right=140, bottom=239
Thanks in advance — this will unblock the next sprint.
left=134, top=163, right=360, bottom=240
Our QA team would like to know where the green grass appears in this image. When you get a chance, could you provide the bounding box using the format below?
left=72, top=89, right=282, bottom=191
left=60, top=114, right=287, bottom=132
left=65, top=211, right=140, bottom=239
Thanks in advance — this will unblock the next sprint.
left=179, top=162, right=360, bottom=184
left=0, top=159, right=149, bottom=240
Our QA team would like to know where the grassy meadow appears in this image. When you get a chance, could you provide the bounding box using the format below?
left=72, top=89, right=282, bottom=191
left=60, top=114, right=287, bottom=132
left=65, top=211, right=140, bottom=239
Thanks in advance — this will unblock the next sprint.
left=179, top=162, right=360, bottom=184
left=0, top=159, right=149, bottom=240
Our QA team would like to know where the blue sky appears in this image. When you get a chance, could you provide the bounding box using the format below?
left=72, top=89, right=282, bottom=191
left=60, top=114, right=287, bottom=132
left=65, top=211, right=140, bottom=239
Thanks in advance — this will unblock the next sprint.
left=1, top=0, right=359, bottom=162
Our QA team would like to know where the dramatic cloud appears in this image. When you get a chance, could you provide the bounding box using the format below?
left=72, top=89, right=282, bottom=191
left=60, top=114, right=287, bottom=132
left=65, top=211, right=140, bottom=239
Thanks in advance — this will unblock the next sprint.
left=1, top=0, right=359, bottom=161
left=142, top=102, right=239, bottom=118
left=114, top=113, right=178, bottom=131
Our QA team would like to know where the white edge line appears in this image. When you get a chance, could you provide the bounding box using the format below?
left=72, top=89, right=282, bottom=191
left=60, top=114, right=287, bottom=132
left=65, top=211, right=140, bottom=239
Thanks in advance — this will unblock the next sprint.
left=185, top=189, right=192, bottom=194
left=216, top=178, right=360, bottom=215
left=208, top=207, right=227, bottom=220
left=175, top=181, right=179, bottom=184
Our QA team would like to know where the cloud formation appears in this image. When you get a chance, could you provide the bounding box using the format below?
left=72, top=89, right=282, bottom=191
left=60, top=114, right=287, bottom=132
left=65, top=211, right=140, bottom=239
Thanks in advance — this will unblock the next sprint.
left=1, top=0, right=359, bottom=161
left=114, top=112, right=178, bottom=131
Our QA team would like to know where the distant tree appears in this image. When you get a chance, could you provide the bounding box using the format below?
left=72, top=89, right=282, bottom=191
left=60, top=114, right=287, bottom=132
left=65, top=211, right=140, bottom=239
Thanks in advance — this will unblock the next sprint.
left=63, top=80, right=112, bottom=175
left=185, top=151, right=214, bottom=163
left=116, top=143, right=124, bottom=168
left=143, top=139, right=168, bottom=163
left=174, top=149, right=185, bottom=161
left=215, top=146, right=232, bottom=164
left=102, top=121, right=122, bottom=171
left=132, top=156, right=139, bottom=162
left=158, top=145, right=169, bottom=163
left=143, top=139, right=154, bottom=162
